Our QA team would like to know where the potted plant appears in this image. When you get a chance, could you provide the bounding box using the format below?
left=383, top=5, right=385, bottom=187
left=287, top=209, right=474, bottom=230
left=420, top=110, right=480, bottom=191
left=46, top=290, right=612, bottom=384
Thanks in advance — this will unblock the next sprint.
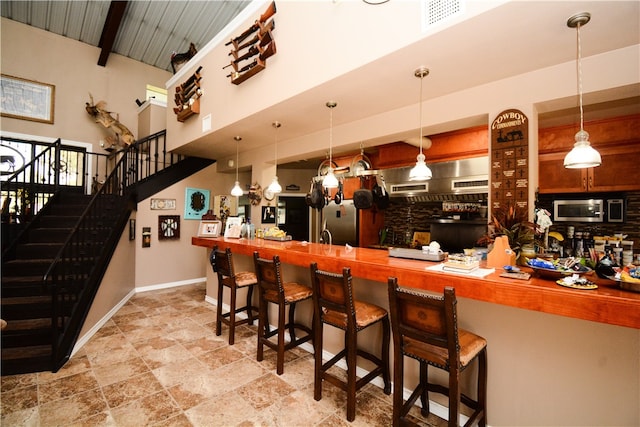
left=477, top=204, right=542, bottom=264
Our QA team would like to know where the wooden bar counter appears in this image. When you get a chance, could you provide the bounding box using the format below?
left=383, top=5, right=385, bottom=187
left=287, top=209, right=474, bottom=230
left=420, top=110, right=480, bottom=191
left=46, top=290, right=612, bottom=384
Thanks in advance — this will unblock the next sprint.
left=192, top=236, right=640, bottom=329
left=192, top=236, right=640, bottom=425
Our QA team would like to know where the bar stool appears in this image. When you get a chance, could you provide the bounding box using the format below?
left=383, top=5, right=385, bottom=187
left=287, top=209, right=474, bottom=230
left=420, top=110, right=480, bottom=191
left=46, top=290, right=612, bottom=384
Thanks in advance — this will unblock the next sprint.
left=253, top=252, right=313, bottom=375
left=310, top=263, right=391, bottom=422
left=210, top=246, right=259, bottom=345
left=387, top=278, right=487, bottom=427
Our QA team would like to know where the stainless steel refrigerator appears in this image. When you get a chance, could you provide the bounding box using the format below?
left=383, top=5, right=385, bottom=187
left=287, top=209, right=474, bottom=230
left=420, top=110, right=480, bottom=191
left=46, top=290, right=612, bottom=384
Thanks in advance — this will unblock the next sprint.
left=321, top=199, right=358, bottom=246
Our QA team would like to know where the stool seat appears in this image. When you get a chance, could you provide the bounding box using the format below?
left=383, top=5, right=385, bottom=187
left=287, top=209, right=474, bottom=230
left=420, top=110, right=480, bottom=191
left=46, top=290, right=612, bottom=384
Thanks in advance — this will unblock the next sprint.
left=263, top=282, right=313, bottom=304
left=322, top=300, right=388, bottom=330
left=234, top=271, right=258, bottom=287
left=403, top=330, right=487, bottom=369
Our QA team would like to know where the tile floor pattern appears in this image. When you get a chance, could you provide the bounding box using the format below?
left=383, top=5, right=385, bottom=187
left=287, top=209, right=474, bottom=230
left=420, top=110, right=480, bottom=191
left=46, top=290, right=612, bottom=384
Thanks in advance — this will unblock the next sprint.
left=1, top=283, right=447, bottom=427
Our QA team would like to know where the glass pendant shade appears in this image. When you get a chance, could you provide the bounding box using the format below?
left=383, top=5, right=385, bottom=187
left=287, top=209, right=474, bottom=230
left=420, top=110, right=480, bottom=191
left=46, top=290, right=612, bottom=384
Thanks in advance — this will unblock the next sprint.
left=267, top=175, right=282, bottom=193
left=409, top=153, right=432, bottom=180
left=231, top=181, right=243, bottom=197
left=564, top=130, right=601, bottom=168
left=322, top=168, right=339, bottom=189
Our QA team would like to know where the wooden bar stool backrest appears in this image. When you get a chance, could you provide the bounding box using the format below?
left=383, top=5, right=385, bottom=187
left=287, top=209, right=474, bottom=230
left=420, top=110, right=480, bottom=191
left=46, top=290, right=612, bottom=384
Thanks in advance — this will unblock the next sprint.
left=387, top=278, right=487, bottom=427
left=253, top=253, right=286, bottom=305
left=310, top=262, right=391, bottom=422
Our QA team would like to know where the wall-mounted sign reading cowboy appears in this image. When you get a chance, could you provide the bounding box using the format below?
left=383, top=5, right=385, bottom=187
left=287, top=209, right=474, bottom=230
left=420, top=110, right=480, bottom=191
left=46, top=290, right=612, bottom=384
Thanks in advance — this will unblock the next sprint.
left=223, top=2, right=277, bottom=85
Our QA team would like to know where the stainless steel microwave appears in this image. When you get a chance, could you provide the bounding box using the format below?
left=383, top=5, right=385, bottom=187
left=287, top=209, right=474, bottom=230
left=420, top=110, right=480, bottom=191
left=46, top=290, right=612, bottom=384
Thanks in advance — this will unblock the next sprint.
left=553, top=199, right=604, bottom=222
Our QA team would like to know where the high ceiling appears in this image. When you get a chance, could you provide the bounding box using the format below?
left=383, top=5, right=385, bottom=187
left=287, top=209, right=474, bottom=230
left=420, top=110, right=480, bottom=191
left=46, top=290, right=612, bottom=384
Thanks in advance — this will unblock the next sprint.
left=0, top=1, right=252, bottom=72
left=2, top=1, right=639, bottom=168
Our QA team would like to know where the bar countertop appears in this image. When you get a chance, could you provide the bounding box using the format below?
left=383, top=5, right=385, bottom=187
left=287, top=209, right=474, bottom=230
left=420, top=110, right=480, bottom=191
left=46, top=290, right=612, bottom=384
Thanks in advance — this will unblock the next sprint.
left=192, top=236, right=640, bottom=329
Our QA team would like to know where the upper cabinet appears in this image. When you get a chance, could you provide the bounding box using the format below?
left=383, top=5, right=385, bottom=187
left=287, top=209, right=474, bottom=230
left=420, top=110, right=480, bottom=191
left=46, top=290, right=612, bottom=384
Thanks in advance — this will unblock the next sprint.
left=538, top=115, right=640, bottom=194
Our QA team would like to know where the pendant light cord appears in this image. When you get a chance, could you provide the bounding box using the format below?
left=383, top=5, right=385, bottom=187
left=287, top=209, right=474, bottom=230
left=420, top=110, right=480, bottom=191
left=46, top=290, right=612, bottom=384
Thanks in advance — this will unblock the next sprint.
left=235, top=139, right=239, bottom=181
left=419, top=74, right=424, bottom=155
left=329, top=106, right=333, bottom=165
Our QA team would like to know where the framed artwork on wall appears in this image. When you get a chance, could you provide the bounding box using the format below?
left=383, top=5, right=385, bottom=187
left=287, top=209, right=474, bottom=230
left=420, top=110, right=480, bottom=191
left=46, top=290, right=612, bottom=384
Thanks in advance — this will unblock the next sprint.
left=262, top=206, right=276, bottom=224
left=184, top=187, right=210, bottom=219
left=1, top=74, right=55, bottom=124
left=158, top=215, right=180, bottom=240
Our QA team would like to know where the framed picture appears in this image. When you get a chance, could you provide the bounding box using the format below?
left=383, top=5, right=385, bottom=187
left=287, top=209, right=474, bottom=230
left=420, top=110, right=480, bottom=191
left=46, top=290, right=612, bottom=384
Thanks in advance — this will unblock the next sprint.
left=158, top=215, right=180, bottom=240
left=1, top=74, right=55, bottom=124
left=150, top=198, right=176, bottom=210
left=184, top=187, right=210, bottom=219
left=129, top=218, right=136, bottom=240
left=198, top=220, right=222, bottom=237
left=224, top=216, right=242, bottom=238
left=262, top=206, right=276, bottom=224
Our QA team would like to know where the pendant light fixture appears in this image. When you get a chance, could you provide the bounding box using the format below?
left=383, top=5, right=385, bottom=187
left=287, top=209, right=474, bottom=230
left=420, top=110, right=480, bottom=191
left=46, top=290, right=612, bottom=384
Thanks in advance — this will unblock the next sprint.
left=409, top=67, right=432, bottom=181
left=267, top=121, right=282, bottom=194
left=322, top=101, right=339, bottom=189
left=563, top=12, right=601, bottom=169
left=230, top=136, right=244, bottom=197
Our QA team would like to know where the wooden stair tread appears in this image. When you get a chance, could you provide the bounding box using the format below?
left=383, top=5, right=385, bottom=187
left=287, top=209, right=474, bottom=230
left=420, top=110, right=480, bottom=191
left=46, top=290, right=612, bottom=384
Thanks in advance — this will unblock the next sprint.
left=1, top=345, right=51, bottom=360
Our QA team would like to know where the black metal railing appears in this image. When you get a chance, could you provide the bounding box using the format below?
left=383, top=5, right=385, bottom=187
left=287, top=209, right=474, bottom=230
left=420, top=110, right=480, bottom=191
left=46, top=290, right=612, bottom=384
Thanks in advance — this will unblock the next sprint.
left=133, top=130, right=185, bottom=181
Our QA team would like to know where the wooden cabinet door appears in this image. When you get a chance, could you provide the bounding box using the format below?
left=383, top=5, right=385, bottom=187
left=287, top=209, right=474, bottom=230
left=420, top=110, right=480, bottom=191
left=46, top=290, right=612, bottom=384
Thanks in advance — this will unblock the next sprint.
left=589, top=143, right=640, bottom=192
left=538, top=151, right=586, bottom=193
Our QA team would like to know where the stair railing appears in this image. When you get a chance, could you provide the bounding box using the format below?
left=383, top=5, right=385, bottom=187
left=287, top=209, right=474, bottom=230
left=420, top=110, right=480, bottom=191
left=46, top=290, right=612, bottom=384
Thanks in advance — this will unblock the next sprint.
left=45, top=145, right=137, bottom=371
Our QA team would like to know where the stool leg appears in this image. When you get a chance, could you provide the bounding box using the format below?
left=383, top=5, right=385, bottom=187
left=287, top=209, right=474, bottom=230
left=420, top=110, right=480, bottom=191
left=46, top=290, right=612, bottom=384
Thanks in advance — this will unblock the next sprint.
left=257, top=298, right=267, bottom=363
left=216, top=281, right=224, bottom=337
left=276, top=300, right=286, bottom=375
left=228, top=283, right=237, bottom=345
left=477, top=348, right=488, bottom=427
left=392, top=350, right=404, bottom=427
left=346, top=329, right=357, bottom=422
left=449, top=368, right=461, bottom=427
left=313, top=321, right=324, bottom=401
left=246, top=285, right=255, bottom=326
left=382, top=316, right=391, bottom=394
left=420, top=361, right=429, bottom=417
left=288, top=302, right=297, bottom=342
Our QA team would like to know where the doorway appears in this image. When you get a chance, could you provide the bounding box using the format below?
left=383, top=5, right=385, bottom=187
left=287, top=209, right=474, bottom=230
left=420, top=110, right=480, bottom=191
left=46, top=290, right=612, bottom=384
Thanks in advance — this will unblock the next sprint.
left=277, top=196, right=309, bottom=242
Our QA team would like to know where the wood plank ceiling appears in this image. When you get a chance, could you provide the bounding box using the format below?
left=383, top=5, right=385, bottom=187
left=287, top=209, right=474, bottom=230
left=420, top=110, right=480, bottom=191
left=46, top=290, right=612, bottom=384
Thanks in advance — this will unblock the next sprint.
left=0, top=0, right=251, bottom=72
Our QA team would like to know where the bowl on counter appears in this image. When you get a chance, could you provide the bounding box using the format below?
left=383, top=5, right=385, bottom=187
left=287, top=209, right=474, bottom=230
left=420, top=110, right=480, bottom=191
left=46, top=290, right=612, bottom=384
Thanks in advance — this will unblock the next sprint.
left=527, top=258, right=591, bottom=280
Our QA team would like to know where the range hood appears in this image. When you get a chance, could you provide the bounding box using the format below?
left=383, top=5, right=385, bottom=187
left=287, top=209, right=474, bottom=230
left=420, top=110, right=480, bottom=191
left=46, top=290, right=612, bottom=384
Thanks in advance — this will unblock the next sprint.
left=381, top=157, right=489, bottom=202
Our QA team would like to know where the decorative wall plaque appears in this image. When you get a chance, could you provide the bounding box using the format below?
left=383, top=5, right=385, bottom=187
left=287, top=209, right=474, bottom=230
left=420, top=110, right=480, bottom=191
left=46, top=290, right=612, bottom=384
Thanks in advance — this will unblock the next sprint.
left=490, top=109, right=529, bottom=212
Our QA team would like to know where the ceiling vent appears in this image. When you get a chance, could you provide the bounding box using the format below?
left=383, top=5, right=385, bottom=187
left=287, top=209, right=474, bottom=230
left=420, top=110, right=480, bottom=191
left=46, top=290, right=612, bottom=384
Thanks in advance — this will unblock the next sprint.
left=422, top=0, right=464, bottom=28
left=451, top=177, right=489, bottom=192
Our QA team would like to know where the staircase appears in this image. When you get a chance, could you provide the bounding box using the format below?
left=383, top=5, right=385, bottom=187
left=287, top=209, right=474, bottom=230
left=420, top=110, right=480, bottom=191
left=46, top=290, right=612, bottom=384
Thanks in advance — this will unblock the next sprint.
left=1, top=193, right=93, bottom=374
left=1, top=131, right=215, bottom=375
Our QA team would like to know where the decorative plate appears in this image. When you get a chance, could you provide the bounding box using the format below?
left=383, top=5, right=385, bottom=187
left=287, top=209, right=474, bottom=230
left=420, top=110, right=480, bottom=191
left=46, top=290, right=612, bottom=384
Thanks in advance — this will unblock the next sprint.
left=556, top=277, right=598, bottom=290
left=527, top=261, right=591, bottom=280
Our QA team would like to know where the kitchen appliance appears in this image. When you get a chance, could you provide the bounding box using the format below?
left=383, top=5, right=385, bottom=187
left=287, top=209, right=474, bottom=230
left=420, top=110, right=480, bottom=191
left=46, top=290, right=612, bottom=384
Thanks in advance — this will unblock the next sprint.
left=553, top=199, right=604, bottom=222
left=321, top=199, right=358, bottom=246
left=383, top=157, right=489, bottom=201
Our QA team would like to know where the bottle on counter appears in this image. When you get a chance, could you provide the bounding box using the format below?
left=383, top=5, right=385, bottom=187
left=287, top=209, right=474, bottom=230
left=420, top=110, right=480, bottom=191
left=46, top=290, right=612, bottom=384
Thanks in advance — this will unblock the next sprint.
left=248, top=218, right=255, bottom=240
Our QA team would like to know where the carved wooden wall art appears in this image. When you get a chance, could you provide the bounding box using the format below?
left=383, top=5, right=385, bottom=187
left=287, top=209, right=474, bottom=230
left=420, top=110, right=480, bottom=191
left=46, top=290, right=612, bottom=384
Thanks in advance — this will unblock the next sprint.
left=174, top=66, right=203, bottom=122
left=223, top=1, right=277, bottom=85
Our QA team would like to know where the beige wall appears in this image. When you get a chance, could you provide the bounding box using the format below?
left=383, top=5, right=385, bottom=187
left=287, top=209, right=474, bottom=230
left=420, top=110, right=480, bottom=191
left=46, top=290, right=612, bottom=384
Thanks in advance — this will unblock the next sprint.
left=0, top=18, right=170, bottom=150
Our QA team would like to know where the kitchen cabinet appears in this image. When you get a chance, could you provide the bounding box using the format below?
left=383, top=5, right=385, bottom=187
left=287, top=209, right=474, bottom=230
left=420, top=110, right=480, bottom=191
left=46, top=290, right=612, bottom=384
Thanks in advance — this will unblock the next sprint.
left=538, top=114, right=640, bottom=194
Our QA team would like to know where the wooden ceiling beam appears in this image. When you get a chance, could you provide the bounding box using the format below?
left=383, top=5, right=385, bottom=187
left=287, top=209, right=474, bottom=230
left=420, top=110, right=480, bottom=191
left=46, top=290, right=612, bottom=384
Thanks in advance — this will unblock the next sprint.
left=97, top=1, right=128, bottom=67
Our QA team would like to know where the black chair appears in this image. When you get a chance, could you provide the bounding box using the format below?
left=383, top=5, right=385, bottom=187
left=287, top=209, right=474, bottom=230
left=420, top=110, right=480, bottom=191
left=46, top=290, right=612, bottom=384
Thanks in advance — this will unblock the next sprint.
left=310, top=262, right=391, bottom=422
left=253, top=252, right=313, bottom=375
left=387, top=278, right=487, bottom=427
left=210, top=246, right=259, bottom=345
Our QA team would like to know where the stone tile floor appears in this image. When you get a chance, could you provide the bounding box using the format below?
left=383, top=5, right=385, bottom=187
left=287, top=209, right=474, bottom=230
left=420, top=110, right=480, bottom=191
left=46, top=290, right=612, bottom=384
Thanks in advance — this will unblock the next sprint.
left=1, top=283, right=447, bottom=426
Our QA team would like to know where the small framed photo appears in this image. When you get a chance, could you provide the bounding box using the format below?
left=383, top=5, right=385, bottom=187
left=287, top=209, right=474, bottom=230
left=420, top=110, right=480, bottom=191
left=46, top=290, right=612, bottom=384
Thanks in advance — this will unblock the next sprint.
left=262, top=206, right=276, bottom=224
left=198, top=220, right=222, bottom=237
left=224, top=216, right=242, bottom=238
